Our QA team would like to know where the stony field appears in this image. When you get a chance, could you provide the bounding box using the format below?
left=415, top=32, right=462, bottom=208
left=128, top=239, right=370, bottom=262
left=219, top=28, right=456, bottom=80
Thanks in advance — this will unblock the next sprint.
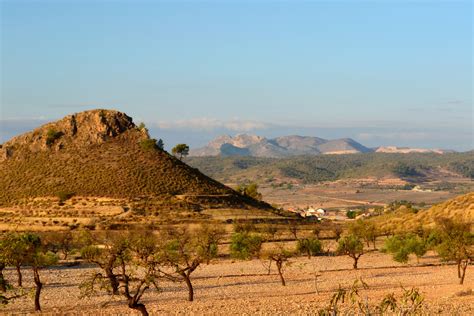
left=2, top=252, right=473, bottom=315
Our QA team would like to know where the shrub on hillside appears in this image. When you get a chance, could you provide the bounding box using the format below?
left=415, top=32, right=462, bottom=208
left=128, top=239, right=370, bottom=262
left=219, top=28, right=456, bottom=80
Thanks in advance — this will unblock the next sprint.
left=139, top=139, right=158, bottom=151
left=56, top=191, right=74, bottom=203
left=46, top=129, right=63, bottom=146
left=235, top=183, right=262, bottom=200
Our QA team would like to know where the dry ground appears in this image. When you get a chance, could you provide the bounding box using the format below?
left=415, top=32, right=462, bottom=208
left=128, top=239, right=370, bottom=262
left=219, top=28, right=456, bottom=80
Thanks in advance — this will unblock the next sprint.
left=259, top=181, right=461, bottom=211
left=2, top=252, right=473, bottom=315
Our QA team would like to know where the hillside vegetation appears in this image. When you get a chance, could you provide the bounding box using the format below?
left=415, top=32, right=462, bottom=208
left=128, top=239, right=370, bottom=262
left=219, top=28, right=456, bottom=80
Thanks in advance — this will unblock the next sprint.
left=369, top=192, right=474, bottom=233
left=187, top=152, right=474, bottom=184
left=0, top=110, right=269, bottom=211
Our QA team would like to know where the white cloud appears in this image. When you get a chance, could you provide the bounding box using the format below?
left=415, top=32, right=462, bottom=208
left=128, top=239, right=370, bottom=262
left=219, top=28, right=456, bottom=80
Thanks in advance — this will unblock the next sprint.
left=154, top=117, right=272, bottom=132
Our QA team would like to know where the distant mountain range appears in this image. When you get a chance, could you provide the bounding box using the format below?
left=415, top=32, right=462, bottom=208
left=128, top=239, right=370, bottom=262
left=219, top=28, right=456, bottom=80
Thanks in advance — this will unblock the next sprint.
left=189, top=134, right=454, bottom=158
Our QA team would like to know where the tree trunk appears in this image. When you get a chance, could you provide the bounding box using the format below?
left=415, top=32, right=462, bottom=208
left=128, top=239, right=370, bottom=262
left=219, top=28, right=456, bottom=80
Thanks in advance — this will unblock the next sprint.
left=184, top=275, right=194, bottom=302
left=129, top=300, right=149, bottom=316
left=459, top=260, right=468, bottom=285
left=353, top=256, right=359, bottom=269
left=105, top=267, right=119, bottom=295
left=276, top=261, right=286, bottom=286
left=457, top=261, right=461, bottom=279
left=33, top=268, right=42, bottom=312
left=16, top=265, right=22, bottom=287
left=0, top=263, right=7, bottom=292
left=267, top=259, right=272, bottom=275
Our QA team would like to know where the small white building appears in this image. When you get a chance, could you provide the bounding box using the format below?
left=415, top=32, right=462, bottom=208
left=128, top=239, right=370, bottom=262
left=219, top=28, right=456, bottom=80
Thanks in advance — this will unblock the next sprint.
left=300, top=207, right=326, bottom=218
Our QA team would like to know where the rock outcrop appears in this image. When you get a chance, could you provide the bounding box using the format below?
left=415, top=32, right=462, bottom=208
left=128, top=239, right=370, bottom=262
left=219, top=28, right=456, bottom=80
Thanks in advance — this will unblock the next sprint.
left=1, top=110, right=142, bottom=161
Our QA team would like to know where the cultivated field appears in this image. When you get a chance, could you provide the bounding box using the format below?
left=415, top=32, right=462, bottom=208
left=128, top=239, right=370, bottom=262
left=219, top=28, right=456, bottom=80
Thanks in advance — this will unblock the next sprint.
left=2, top=251, right=473, bottom=315
left=259, top=180, right=465, bottom=211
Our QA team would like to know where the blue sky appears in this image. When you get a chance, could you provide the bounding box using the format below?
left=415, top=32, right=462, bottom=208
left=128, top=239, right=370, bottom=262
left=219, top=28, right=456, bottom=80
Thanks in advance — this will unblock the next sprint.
left=1, top=0, right=472, bottom=150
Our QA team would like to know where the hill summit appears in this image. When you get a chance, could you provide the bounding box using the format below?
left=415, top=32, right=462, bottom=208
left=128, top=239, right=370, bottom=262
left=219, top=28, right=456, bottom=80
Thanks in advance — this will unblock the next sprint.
left=0, top=109, right=268, bottom=211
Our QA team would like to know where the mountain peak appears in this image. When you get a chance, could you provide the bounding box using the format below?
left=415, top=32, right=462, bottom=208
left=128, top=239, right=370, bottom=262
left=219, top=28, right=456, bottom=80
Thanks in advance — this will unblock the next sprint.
left=190, top=134, right=372, bottom=157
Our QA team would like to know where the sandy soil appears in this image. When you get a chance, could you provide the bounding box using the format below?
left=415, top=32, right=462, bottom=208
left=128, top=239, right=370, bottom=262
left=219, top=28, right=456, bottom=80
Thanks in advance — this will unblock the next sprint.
left=2, top=252, right=472, bottom=315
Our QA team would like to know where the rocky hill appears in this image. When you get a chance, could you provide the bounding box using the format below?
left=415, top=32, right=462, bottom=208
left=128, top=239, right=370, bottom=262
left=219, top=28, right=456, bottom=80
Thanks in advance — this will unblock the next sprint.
left=190, top=134, right=372, bottom=158
left=0, top=110, right=270, bottom=212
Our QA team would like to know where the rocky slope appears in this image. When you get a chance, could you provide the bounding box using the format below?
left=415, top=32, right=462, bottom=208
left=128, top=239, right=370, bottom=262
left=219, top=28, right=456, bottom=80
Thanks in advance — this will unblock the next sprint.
left=0, top=109, right=270, bottom=211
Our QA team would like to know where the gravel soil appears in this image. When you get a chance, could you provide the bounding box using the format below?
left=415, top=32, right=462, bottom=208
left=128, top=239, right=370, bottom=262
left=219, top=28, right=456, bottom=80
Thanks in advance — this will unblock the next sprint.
left=2, top=252, right=473, bottom=315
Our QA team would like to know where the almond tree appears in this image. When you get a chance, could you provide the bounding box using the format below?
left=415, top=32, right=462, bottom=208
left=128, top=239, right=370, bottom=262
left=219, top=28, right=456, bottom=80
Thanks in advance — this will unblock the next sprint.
left=297, top=237, right=322, bottom=259
left=261, top=245, right=294, bottom=286
left=1, top=232, right=29, bottom=287
left=337, top=234, right=364, bottom=269
left=349, top=220, right=377, bottom=249
left=20, top=233, right=58, bottom=311
left=433, top=218, right=473, bottom=285
left=0, top=236, right=9, bottom=293
left=158, top=225, right=224, bottom=302
left=80, top=231, right=162, bottom=316
left=81, top=232, right=122, bottom=295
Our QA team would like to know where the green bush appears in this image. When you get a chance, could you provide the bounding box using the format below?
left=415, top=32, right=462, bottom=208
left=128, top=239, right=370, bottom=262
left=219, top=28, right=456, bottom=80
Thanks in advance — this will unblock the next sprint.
left=46, top=129, right=64, bottom=146
left=297, top=237, right=322, bottom=258
left=139, top=139, right=158, bottom=151
left=383, top=234, right=427, bottom=263
left=346, top=210, right=357, bottom=219
left=233, top=221, right=256, bottom=233
left=235, top=183, right=262, bottom=200
left=56, top=191, right=74, bottom=203
left=230, top=232, right=262, bottom=260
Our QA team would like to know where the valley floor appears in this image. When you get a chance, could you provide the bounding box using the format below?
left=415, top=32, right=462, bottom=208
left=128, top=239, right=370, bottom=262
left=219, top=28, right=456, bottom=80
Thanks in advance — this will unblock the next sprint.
left=3, top=252, right=473, bottom=315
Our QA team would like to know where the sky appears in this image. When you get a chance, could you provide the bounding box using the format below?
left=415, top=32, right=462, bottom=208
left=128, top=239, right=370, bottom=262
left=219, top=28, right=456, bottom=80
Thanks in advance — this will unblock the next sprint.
left=1, top=0, right=472, bottom=151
